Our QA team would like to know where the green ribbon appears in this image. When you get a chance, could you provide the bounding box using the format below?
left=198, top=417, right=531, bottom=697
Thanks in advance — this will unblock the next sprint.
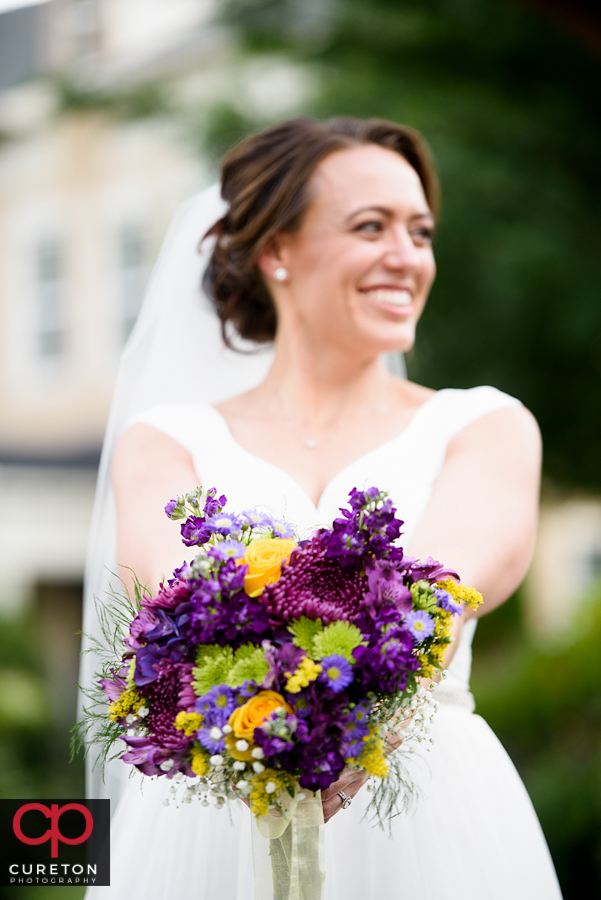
left=251, top=790, right=326, bottom=900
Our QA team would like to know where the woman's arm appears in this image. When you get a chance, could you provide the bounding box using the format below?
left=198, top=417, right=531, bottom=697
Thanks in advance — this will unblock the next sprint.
left=408, top=404, right=542, bottom=619
left=323, top=406, right=541, bottom=823
left=112, top=423, right=200, bottom=595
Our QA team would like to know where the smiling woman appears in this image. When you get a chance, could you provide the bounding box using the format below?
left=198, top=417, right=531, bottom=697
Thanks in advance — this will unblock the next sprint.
left=88, top=117, right=560, bottom=899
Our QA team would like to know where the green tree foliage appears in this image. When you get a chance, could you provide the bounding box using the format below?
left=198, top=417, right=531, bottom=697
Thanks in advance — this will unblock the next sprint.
left=218, top=0, right=601, bottom=491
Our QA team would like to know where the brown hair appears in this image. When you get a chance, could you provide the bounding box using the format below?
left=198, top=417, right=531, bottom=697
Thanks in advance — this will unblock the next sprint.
left=203, top=116, right=439, bottom=345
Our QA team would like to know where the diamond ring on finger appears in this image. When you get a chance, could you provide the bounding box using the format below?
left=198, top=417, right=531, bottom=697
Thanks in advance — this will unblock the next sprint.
left=337, top=790, right=352, bottom=809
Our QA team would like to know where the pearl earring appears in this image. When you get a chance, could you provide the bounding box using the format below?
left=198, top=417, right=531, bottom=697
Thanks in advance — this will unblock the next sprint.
left=274, top=267, right=288, bottom=282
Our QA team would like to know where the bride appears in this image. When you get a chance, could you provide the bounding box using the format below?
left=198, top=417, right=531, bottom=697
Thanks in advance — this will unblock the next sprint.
left=84, top=117, right=562, bottom=898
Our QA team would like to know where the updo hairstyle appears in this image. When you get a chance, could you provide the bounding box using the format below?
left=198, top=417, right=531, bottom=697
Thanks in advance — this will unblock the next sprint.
left=203, top=116, right=439, bottom=346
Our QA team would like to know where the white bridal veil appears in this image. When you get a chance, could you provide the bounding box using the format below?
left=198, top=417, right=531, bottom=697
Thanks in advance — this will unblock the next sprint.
left=80, top=182, right=406, bottom=809
left=80, top=184, right=273, bottom=807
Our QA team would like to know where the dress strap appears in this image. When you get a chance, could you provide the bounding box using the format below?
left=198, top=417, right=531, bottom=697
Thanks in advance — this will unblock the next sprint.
left=126, top=401, right=224, bottom=457
left=414, top=385, right=522, bottom=446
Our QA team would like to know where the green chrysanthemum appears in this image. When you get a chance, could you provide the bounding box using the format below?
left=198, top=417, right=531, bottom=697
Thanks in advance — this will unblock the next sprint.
left=312, top=620, right=365, bottom=663
left=192, top=645, right=233, bottom=696
left=226, top=646, right=269, bottom=687
left=288, top=616, right=324, bottom=655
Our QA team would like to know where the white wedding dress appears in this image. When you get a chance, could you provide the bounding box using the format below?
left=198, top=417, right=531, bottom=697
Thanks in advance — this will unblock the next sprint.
left=88, top=384, right=562, bottom=900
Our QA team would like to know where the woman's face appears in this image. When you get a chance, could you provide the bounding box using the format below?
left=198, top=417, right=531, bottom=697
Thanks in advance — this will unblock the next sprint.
left=263, top=143, right=436, bottom=356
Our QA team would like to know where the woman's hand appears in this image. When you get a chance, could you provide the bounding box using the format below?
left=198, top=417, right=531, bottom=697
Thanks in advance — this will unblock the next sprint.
left=321, top=768, right=367, bottom=824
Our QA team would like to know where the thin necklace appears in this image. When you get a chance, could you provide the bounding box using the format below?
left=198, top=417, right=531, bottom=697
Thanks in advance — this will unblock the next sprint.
left=268, top=373, right=390, bottom=451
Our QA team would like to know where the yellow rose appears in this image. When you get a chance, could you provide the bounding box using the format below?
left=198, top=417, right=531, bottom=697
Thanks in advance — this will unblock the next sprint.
left=243, top=538, right=297, bottom=597
left=228, top=690, right=294, bottom=742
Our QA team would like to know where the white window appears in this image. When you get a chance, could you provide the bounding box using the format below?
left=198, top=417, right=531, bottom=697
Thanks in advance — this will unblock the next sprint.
left=35, top=238, right=65, bottom=361
left=72, top=0, right=99, bottom=57
left=118, top=223, right=146, bottom=342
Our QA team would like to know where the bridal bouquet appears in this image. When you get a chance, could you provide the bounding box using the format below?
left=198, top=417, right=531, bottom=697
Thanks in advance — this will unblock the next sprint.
left=82, top=485, right=481, bottom=899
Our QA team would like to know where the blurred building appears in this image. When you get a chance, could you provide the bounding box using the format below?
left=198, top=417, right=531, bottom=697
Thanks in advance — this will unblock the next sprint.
left=0, top=0, right=312, bottom=619
left=0, top=0, right=217, bottom=623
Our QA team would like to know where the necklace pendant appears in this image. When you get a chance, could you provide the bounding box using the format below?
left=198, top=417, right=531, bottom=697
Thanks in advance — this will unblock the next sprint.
left=305, top=438, right=317, bottom=450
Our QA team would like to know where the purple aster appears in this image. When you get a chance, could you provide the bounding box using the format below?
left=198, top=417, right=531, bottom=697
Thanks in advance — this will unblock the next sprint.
left=195, top=684, right=237, bottom=726
left=319, top=655, right=354, bottom=694
left=405, top=610, right=435, bottom=642
left=207, top=539, right=246, bottom=561
left=197, top=727, right=226, bottom=755
left=240, top=509, right=275, bottom=529
left=434, top=587, right=463, bottom=615
left=342, top=701, right=371, bottom=757
left=237, top=679, right=260, bottom=699
left=271, top=520, right=296, bottom=539
left=204, top=512, right=244, bottom=539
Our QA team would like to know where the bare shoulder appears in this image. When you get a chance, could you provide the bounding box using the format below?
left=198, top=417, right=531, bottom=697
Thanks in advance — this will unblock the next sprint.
left=448, top=403, right=542, bottom=466
left=113, top=423, right=196, bottom=490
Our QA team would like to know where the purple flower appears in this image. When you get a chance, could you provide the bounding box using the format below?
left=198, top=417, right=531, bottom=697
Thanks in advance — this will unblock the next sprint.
left=319, top=655, right=353, bottom=693
left=195, top=684, right=237, bottom=726
left=197, top=726, right=226, bottom=755
left=238, top=679, right=260, bottom=699
left=207, top=539, right=246, bottom=561
left=405, top=610, right=435, bottom=642
left=203, top=488, right=227, bottom=518
left=239, top=509, right=282, bottom=531
left=298, top=746, right=346, bottom=791
left=164, top=498, right=179, bottom=518
left=125, top=607, right=160, bottom=650
left=323, top=512, right=368, bottom=567
left=343, top=701, right=371, bottom=757
left=321, top=488, right=405, bottom=567
left=403, top=556, right=459, bottom=585
left=143, top=578, right=192, bottom=611
left=99, top=667, right=128, bottom=702
left=142, top=659, right=192, bottom=746
left=177, top=662, right=197, bottom=711
left=180, top=516, right=212, bottom=547
left=204, top=512, right=244, bottom=538
left=271, top=520, right=296, bottom=539
left=260, top=534, right=367, bottom=624
left=348, top=486, right=380, bottom=510
left=434, top=588, right=463, bottom=615
left=354, top=627, right=417, bottom=693
left=363, top=560, right=412, bottom=616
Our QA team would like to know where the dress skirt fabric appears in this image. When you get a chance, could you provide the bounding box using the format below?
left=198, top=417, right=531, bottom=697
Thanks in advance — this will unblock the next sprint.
left=89, top=706, right=561, bottom=899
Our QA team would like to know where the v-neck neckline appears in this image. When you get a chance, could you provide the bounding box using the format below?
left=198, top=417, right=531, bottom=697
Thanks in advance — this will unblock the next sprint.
left=206, top=389, right=447, bottom=514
